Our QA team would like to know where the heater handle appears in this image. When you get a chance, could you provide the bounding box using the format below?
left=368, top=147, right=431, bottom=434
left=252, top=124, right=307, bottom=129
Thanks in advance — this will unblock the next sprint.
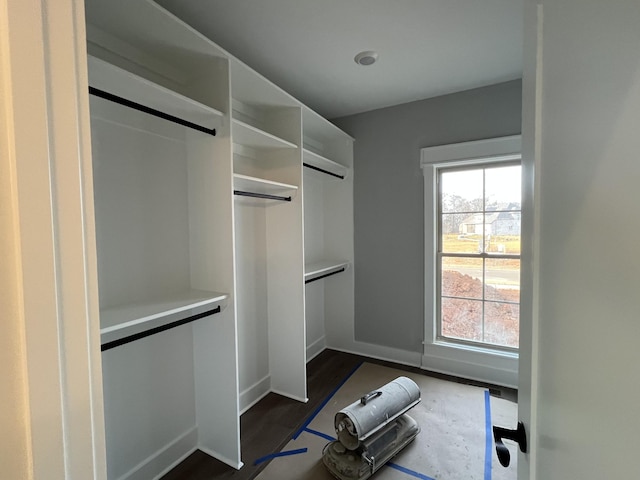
left=493, top=421, right=527, bottom=467
left=360, top=390, right=382, bottom=405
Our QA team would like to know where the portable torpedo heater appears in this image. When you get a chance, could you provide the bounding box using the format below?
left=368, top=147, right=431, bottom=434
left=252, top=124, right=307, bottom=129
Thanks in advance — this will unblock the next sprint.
left=322, top=376, right=421, bottom=480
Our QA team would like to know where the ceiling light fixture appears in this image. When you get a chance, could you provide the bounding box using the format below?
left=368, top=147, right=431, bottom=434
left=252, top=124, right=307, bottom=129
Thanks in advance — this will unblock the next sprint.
left=354, top=50, right=378, bottom=66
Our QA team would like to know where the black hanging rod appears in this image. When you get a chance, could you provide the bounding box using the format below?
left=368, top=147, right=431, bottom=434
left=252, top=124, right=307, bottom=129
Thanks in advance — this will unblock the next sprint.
left=303, top=163, right=345, bottom=179
left=101, top=305, right=221, bottom=352
left=89, top=86, right=216, bottom=137
left=234, top=190, right=292, bottom=202
left=305, top=267, right=345, bottom=284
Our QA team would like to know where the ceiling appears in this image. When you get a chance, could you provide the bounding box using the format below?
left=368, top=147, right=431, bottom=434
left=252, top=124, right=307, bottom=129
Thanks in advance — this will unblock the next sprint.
left=155, top=0, right=523, bottom=119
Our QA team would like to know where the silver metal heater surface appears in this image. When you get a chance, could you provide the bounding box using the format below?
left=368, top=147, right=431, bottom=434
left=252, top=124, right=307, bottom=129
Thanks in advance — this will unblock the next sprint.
left=322, top=376, right=421, bottom=480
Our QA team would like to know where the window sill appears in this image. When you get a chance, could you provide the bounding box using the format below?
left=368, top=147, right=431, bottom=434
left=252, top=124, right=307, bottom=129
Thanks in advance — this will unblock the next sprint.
left=434, top=338, right=519, bottom=359
left=422, top=339, right=519, bottom=388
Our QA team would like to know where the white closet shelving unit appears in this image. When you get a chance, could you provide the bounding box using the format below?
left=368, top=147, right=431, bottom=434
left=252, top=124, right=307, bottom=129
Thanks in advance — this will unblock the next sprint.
left=83, top=0, right=352, bottom=478
left=230, top=58, right=307, bottom=409
left=85, top=0, right=241, bottom=476
left=302, top=107, right=355, bottom=360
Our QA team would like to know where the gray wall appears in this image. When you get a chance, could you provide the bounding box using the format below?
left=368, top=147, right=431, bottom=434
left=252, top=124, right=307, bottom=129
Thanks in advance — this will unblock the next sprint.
left=332, top=80, right=522, bottom=353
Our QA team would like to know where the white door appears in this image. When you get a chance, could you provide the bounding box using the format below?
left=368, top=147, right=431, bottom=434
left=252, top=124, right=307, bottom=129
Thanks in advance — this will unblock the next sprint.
left=518, top=0, right=640, bottom=478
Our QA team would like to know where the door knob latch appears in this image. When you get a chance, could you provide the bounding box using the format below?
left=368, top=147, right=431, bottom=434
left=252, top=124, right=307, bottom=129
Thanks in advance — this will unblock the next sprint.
left=493, top=421, right=527, bottom=467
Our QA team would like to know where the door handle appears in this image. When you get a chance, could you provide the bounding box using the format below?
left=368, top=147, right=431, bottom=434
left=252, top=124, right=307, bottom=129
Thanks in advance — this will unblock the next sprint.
left=493, top=421, right=527, bottom=467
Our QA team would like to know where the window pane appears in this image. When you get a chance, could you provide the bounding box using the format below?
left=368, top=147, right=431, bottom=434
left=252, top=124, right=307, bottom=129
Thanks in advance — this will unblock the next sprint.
left=484, top=302, right=519, bottom=348
left=485, top=212, right=521, bottom=255
left=436, top=161, right=521, bottom=351
left=442, top=257, right=483, bottom=299
left=441, top=214, right=483, bottom=253
left=485, top=165, right=521, bottom=208
left=440, top=169, right=483, bottom=213
left=441, top=298, right=482, bottom=342
left=484, top=258, right=520, bottom=302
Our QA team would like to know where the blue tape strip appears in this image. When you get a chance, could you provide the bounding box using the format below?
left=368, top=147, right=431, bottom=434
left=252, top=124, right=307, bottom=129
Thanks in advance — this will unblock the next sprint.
left=387, top=462, right=436, bottom=480
left=293, top=361, right=363, bottom=439
left=303, top=427, right=336, bottom=442
left=253, top=447, right=308, bottom=465
left=484, top=389, right=493, bottom=480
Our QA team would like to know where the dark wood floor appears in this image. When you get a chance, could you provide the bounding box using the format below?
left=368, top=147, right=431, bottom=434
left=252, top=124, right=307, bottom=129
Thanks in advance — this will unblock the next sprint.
left=161, top=349, right=516, bottom=480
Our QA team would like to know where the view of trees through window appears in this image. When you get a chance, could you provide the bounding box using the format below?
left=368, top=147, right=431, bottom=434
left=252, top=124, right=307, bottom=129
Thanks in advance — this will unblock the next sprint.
left=438, top=163, right=521, bottom=349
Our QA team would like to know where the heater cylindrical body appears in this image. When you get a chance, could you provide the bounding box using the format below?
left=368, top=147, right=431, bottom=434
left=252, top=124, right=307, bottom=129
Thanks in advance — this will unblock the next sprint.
left=334, top=376, right=420, bottom=450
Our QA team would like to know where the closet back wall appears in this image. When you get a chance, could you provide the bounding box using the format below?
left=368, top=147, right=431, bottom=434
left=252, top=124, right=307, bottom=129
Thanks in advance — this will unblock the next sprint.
left=332, top=80, right=522, bottom=353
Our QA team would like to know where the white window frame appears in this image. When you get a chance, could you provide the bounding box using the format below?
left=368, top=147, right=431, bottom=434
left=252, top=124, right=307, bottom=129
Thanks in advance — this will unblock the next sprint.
left=421, top=135, right=521, bottom=388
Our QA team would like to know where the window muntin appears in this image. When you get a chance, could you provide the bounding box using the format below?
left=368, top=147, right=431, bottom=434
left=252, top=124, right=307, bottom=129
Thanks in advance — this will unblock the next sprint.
left=437, top=162, right=521, bottom=350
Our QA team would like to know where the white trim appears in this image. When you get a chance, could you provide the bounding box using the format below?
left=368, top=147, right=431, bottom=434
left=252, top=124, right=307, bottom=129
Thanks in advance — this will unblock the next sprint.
left=518, top=3, right=544, bottom=478
left=306, top=335, right=327, bottom=362
left=1, top=0, right=106, bottom=478
left=239, top=375, right=272, bottom=414
left=114, top=427, right=198, bottom=480
left=329, top=342, right=422, bottom=369
left=420, top=135, right=522, bottom=168
left=420, top=136, right=522, bottom=387
left=422, top=346, right=518, bottom=389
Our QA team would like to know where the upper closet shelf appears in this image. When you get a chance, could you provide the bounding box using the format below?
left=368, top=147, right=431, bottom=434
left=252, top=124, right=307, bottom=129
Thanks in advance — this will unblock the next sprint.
left=87, top=56, right=224, bottom=133
left=303, top=149, right=348, bottom=179
left=100, top=290, right=228, bottom=350
left=233, top=174, right=298, bottom=202
left=305, top=260, right=350, bottom=284
left=232, top=118, right=297, bottom=150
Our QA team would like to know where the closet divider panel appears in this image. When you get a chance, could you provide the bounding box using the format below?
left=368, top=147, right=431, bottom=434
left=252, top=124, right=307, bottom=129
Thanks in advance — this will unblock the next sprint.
left=186, top=67, right=242, bottom=467
left=321, top=168, right=355, bottom=350
left=265, top=110, right=306, bottom=402
left=302, top=173, right=326, bottom=359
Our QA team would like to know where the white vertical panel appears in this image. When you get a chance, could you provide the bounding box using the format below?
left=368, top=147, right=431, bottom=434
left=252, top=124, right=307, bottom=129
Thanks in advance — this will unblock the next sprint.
left=188, top=100, right=243, bottom=467
left=235, top=203, right=270, bottom=397
left=524, top=0, right=640, bottom=478
left=518, top=2, right=543, bottom=479
left=267, top=199, right=307, bottom=402
left=266, top=110, right=307, bottom=402
left=1, top=0, right=106, bottom=477
left=323, top=141, right=355, bottom=349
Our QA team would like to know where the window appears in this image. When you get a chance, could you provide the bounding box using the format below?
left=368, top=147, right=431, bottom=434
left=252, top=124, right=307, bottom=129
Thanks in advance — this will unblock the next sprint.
left=437, top=163, right=521, bottom=350
left=420, top=136, right=521, bottom=387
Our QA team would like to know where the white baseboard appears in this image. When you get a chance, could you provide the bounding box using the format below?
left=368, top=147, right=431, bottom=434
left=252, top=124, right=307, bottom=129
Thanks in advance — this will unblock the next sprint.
left=115, top=426, right=198, bottom=480
left=421, top=345, right=518, bottom=388
left=327, top=337, right=517, bottom=389
left=239, top=374, right=271, bottom=414
left=306, top=335, right=326, bottom=362
left=327, top=339, right=423, bottom=368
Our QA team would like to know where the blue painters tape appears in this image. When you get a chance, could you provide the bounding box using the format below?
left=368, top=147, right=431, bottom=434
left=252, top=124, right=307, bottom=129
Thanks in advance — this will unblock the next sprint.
left=303, top=427, right=336, bottom=442
left=293, top=361, right=363, bottom=439
left=387, top=462, right=436, bottom=480
left=253, top=447, right=308, bottom=465
left=484, top=389, right=493, bottom=480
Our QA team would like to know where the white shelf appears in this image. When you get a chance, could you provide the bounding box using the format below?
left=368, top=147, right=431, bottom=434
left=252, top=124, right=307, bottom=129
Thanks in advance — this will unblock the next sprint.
left=233, top=173, right=298, bottom=201
left=232, top=118, right=297, bottom=149
left=100, top=290, right=228, bottom=345
left=303, top=149, right=348, bottom=179
left=88, top=56, right=224, bottom=130
left=305, top=260, right=350, bottom=283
